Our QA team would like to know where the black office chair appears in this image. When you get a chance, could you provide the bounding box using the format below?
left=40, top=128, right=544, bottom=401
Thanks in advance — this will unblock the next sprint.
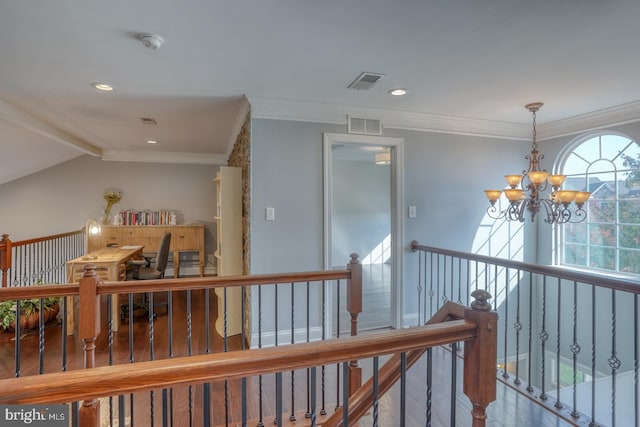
left=121, top=232, right=171, bottom=319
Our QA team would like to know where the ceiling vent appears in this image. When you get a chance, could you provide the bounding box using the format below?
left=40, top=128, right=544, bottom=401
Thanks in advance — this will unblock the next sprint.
left=140, top=117, right=157, bottom=125
left=348, top=115, right=382, bottom=135
left=347, top=72, right=386, bottom=90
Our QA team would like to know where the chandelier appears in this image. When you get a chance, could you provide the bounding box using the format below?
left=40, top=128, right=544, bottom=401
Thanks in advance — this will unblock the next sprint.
left=484, top=102, right=590, bottom=224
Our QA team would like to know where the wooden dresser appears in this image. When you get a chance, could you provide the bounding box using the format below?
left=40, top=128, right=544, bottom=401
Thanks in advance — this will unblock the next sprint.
left=88, top=224, right=205, bottom=277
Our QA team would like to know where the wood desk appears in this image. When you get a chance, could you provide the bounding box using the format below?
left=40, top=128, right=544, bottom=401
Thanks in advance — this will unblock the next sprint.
left=66, top=245, right=144, bottom=335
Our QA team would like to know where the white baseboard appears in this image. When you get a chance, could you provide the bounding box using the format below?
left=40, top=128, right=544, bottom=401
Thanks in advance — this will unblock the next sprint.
left=250, top=326, right=324, bottom=349
left=403, top=312, right=420, bottom=328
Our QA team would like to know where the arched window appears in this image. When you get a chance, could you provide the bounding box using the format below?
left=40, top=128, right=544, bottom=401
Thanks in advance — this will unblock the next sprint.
left=559, top=133, right=640, bottom=274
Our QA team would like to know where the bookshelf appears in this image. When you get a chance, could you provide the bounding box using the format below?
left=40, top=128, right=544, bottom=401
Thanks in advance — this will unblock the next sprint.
left=214, top=166, right=243, bottom=336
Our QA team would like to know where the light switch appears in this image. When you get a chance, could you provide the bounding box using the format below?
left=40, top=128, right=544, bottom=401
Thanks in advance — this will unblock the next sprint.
left=266, top=207, right=275, bottom=221
left=409, top=205, right=417, bottom=218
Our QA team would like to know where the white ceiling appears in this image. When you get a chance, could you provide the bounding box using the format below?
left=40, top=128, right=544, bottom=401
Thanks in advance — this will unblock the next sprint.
left=2, top=0, right=640, bottom=185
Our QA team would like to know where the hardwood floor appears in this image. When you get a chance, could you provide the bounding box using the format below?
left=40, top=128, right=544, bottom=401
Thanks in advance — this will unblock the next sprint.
left=0, top=289, right=577, bottom=427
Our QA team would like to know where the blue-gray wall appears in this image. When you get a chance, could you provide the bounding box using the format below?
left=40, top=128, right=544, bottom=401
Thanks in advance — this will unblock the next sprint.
left=250, top=118, right=529, bottom=325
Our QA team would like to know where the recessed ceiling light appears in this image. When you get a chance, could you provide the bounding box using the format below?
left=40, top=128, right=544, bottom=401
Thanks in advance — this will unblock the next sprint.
left=146, top=140, right=158, bottom=144
left=91, top=83, right=114, bottom=91
left=388, top=88, right=408, bottom=96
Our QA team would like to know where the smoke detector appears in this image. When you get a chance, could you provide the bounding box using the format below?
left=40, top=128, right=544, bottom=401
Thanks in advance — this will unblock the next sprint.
left=139, top=33, right=165, bottom=50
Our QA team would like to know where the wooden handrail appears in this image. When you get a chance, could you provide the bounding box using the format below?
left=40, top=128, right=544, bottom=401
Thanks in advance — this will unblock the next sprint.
left=11, top=230, right=83, bottom=247
left=321, top=301, right=469, bottom=427
left=0, top=271, right=352, bottom=302
left=411, top=240, right=640, bottom=294
left=0, top=320, right=477, bottom=404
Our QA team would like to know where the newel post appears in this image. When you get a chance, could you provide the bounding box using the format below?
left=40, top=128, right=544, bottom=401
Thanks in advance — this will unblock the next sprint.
left=78, top=265, right=101, bottom=427
left=0, top=234, right=12, bottom=288
left=346, top=253, right=362, bottom=396
left=463, top=289, right=498, bottom=427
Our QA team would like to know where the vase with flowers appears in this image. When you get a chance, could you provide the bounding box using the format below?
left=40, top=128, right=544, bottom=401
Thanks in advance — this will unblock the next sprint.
left=102, top=189, right=122, bottom=225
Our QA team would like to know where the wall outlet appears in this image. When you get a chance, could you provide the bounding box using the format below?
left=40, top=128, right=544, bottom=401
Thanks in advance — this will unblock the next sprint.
left=409, top=205, right=417, bottom=218
left=266, top=207, right=275, bottom=221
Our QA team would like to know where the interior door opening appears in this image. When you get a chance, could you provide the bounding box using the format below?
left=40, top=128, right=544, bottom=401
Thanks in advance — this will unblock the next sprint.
left=323, top=133, right=404, bottom=334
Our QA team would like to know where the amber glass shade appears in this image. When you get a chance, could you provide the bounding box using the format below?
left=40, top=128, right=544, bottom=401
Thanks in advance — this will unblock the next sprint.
left=484, top=190, right=503, bottom=202
left=556, top=190, right=578, bottom=204
left=528, top=171, right=549, bottom=185
left=504, top=189, right=525, bottom=202
left=574, top=191, right=591, bottom=204
left=548, top=174, right=566, bottom=187
left=504, top=175, right=522, bottom=187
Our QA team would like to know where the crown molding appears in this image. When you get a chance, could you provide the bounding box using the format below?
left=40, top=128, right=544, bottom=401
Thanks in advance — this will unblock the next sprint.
left=537, top=100, right=640, bottom=140
left=0, top=98, right=102, bottom=156
left=101, top=150, right=228, bottom=165
left=250, top=96, right=640, bottom=141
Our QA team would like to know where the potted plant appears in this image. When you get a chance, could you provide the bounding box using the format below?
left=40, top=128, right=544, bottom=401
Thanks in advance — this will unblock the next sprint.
left=0, top=281, right=60, bottom=331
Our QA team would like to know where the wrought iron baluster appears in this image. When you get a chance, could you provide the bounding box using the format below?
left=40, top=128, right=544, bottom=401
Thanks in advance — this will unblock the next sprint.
left=241, top=286, right=247, bottom=427
left=186, top=289, right=194, bottom=427
left=417, top=250, right=422, bottom=325
left=342, top=362, right=349, bottom=426
left=514, top=269, right=522, bottom=386
left=396, top=352, right=405, bottom=426
left=38, top=298, right=45, bottom=374
left=276, top=372, right=283, bottom=427
left=149, top=292, right=156, bottom=426
left=450, top=343, right=457, bottom=426
left=372, top=356, right=379, bottom=427
left=428, top=252, right=434, bottom=319
left=540, top=276, right=548, bottom=400
left=570, top=280, right=581, bottom=419
left=426, top=348, right=432, bottom=427
left=321, top=280, right=327, bottom=416
left=554, top=277, right=563, bottom=409
left=634, top=293, right=639, bottom=427
left=527, top=271, right=534, bottom=392
left=290, top=282, right=296, bottom=422
left=591, top=285, right=597, bottom=426
left=257, top=285, right=264, bottom=427
left=310, top=366, right=317, bottom=427
left=167, top=289, right=174, bottom=427
left=502, top=267, right=509, bottom=379
left=305, top=281, right=311, bottom=419
left=608, top=289, right=621, bottom=427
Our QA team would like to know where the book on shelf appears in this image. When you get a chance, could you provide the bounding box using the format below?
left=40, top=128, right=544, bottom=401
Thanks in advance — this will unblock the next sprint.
left=115, top=209, right=177, bottom=226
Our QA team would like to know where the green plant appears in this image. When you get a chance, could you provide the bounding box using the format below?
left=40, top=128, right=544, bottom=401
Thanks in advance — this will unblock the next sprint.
left=0, top=280, right=60, bottom=331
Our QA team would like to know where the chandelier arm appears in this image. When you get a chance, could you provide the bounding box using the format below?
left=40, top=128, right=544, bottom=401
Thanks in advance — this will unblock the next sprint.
left=486, top=205, right=507, bottom=220
left=539, top=199, right=558, bottom=224
left=568, top=207, right=588, bottom=223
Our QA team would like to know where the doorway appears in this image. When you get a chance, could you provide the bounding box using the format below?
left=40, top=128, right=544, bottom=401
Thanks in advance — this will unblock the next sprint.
left=323, top=133, right=404, bottom=332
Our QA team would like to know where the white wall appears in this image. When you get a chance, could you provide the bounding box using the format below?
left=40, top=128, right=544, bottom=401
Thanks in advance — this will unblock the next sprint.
left=0, top=155, right=218, bottom=270
left=331, top=156, right=391, bottom=265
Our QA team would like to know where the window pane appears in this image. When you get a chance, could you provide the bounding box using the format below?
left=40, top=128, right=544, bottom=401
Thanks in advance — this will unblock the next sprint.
left=564, top=243, right=586, bottom=266
left=565, top=222, right=587, bottom=244
left=589, top=246, right=616, bottom=271
left=620, top=249, right=640, bottom=274
left=619, top=225, right=640, bottom=248
left=589, top=224, right=616, bottom=246
left=589, top=200, right=616, bottom=223
left=619, top=199, right=640, bottom=222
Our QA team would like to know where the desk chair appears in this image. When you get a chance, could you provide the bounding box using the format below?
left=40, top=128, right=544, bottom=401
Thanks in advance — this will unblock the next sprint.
left=121, top=232, right=171, bottom=320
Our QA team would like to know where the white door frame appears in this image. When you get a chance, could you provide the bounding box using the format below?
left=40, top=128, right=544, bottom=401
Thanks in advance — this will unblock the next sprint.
left=323, top=133, right=405, bottom=329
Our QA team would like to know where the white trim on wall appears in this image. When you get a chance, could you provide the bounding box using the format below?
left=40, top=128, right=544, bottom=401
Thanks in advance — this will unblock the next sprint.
left=323, top=133, right=405, bottom=329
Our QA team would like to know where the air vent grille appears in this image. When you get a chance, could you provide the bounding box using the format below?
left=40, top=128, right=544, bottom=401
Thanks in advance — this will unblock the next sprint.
left=348, top=116, right=382, bottom=135
left=347, top=72, right=386, bottom=90
left=140, top=117, right=157, bottom=125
